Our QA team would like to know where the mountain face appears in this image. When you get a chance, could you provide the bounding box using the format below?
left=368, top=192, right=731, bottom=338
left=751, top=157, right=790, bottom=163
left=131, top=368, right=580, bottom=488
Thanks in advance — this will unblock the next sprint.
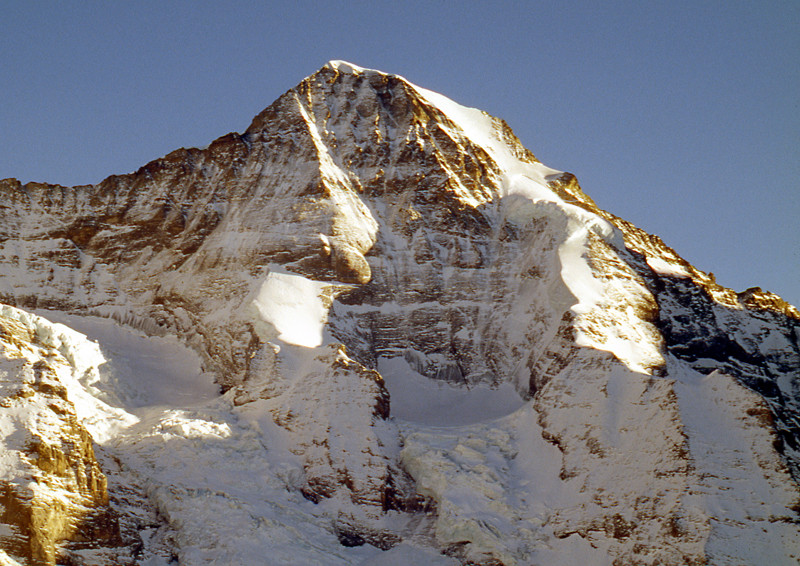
left=1, top=60, right=799, bottom=565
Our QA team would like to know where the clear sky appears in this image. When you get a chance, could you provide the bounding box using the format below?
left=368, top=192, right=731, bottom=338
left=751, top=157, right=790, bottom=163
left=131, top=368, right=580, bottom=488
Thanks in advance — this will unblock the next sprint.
left=2, top=1, right=798, bottom=307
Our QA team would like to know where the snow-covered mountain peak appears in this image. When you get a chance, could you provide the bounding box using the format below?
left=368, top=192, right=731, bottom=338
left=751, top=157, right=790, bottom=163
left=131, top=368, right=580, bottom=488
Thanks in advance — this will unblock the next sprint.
left=1, top=63, right=799, bottom=565
left=324, top=59, right=374, bottom=75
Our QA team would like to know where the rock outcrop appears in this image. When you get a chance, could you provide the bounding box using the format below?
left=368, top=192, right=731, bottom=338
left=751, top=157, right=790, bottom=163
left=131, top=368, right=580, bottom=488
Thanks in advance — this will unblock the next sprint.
left=0, top=306, right=130, bottom=565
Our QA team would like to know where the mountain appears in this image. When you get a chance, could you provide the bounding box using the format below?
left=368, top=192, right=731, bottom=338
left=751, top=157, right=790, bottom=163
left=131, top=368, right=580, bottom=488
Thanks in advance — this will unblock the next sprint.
left=0, top=60, right=798, bottom=566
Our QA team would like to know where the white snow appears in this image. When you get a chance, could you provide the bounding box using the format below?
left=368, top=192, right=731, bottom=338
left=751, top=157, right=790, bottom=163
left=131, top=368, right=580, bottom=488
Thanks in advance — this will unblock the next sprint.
left=357, top=543, right=458, bottom=565
left=408, top=78, right=667, bottom=377
left=0, top=305, right=138, bottom=443
left=670, top=358, right=800, bottom=565
left=646, top=256, right=691, bottom=278
left=35, top=310, right=218, bottom=410
left=2, top=307, right=468, bottom=565
left=557, top=223, right=607, bottom=315
left=326, top=60, right=369, bottom=74
left=2, top=62, right=798, bottom=566
left=399, top=403, right=608, bottom=565
left=411, top=79, right=621, bottom=247
left=413, top=84, right=562, bottom=189
left=250, top=266, right=333, bottom=348
left=377, top=356, right=526, bottom=426
left=0, top=549, right=22, bottom=566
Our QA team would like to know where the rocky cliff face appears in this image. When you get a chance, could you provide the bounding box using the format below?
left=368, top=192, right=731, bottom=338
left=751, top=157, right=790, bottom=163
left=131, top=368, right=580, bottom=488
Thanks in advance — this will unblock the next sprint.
left=0, top=61, right=798, bottom=565
left=0, top=306, right=130, bottom=565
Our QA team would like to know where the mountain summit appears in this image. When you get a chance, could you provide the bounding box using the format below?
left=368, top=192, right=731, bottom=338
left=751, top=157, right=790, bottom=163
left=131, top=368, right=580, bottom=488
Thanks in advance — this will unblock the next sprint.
left=1, top=61, right=798, bottom=565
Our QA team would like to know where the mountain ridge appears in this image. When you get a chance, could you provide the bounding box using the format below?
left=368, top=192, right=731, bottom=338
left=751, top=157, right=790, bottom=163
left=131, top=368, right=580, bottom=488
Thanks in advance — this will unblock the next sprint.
left=0, top=61, right=798, bottom=565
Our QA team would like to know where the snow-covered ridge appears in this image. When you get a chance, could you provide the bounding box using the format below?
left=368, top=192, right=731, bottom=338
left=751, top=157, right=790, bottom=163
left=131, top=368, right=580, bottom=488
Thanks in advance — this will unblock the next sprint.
left=318, top=60, right=643, bottom=372
left=325, top=59, right=371, bottom=74
left=412, top=86, right=646, bottom=372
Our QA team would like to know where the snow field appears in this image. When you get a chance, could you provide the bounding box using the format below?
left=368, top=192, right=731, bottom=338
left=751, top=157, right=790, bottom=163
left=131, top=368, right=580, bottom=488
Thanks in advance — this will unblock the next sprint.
left=9, top=307, right=469, bottom=565
left=670, top=358, right=800, bottom=565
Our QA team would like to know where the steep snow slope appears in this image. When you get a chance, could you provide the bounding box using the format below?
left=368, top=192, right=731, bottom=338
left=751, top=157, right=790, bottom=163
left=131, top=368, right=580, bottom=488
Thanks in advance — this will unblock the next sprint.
left=1, top=61, right=799, bottom=565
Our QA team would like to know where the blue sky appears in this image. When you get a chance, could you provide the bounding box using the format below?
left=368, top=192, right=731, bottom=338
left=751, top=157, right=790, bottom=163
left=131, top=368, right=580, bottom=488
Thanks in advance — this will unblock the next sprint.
left=2, top=1, right=798, bottom=306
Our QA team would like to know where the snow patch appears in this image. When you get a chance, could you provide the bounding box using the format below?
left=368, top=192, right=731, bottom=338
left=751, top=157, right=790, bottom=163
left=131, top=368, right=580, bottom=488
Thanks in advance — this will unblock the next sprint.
left=0, top=549, right=23, bottom=566
left=326, top=60, right=369, bottom=74
left=646, top=256, right=690, bottom=278
left=35, top=311, right=218, bottom=411
left=377, top=356, right=525, bottom=426
left=251, top=267, right=332, bottom=348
